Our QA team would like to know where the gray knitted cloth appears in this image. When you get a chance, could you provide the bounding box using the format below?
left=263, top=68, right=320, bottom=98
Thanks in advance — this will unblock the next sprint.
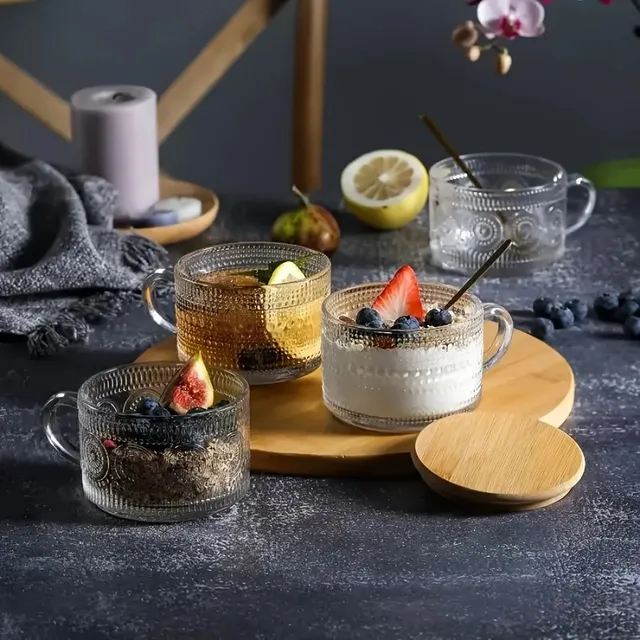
left=0, top=143, right=168, bottom=357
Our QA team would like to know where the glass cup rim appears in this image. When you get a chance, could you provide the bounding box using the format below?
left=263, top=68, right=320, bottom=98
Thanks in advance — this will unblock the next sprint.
left=429, top=152, right=566, bottom=195
left=174, top=241, right=332, bottom=290
left=322, top=281, right=483, bottom=333
left=78, top=361, right=250, bottom=421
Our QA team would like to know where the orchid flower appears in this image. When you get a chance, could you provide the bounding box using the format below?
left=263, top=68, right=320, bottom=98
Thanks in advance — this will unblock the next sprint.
left=453, top=0, right=630, bottom=77
left=476, top=0, right=545, bottom=39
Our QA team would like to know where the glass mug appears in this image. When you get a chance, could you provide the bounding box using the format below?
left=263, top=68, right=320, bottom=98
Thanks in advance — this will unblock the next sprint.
left=429, top=153, right=597, bottom=275
left=143, top=242, right=332, bottom=385
left=42, top=362, right=250, bottom=522
left=321, top=282, right=513, bottom=433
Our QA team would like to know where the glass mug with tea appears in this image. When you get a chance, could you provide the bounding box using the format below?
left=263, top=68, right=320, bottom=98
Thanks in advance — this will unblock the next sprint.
left=143, top=242, right=332, bottom=385
left=42, top=362, right=250, bottom=522
left=429, top=153, right=597, bottom=275
left=321, top=280, right=513, bottom=433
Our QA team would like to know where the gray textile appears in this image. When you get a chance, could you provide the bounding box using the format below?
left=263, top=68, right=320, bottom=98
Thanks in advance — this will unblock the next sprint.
left=0, top=143, right=168, bottom=357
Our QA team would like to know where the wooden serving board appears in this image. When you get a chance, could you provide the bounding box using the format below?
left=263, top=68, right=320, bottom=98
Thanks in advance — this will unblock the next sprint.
left=117, top=176, right=219, bottom=246
left=136, top=322, right=575, bottom=477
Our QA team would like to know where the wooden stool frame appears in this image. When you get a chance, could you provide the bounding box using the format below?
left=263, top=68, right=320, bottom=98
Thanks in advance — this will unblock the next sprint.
left=0, top=0, right=328, bottom=192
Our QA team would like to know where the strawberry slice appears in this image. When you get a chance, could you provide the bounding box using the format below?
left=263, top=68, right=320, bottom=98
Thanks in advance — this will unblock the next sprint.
left=372, top=265, right=425, bottom=324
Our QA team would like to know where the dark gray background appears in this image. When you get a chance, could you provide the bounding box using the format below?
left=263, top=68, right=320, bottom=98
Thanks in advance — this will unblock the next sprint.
left=0, top=0, right=638, bottom=200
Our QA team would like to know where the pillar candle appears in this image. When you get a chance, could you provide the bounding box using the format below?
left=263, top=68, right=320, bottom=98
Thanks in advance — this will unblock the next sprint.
left=71, top=86, right=159, bottom=224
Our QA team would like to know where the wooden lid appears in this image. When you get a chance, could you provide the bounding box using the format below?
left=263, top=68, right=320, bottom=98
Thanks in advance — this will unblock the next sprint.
left=412, top=412, right=585, bottom=509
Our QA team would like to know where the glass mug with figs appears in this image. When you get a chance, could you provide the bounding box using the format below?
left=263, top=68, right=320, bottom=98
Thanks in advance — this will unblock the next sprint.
left=143, top=242, right=331, bottom=385
left=42, top=354, right=250, bottom=522
left=322, top=265, right=514, bottom=432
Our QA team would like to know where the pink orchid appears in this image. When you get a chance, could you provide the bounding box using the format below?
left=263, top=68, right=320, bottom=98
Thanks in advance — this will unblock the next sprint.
left=476, top=0, right=546, bottom=39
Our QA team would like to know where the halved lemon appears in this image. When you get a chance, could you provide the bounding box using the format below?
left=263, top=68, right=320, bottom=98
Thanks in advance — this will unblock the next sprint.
left=268, top=260, right=305, bottom=285
left=341, top=150, right=429, bottom=230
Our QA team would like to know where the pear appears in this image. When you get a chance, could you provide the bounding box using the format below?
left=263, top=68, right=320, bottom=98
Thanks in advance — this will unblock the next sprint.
left=271, top=186, right=340, bottom=256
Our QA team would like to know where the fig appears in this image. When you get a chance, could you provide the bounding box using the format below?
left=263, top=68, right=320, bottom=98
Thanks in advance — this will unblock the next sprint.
left=271, top=186, right=340, bottom=256
left=160, top=353, right=214, bottom=415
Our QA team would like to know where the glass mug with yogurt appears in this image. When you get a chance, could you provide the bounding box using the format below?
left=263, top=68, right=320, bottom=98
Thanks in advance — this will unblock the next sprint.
left=321, top=282, right=513, bottom=433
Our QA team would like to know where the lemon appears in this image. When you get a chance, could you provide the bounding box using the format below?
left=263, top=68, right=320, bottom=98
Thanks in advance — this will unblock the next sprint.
left=341, top=150, right=429, bottom=230
left=268, top=260, right=305, bottom=285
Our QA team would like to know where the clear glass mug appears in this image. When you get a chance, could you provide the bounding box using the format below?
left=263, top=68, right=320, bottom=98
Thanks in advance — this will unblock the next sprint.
left=143, top=242, right=332, bottom=385
left=429, top=153, right=597, bottom=275
left=321, top=282, right=513, bottom=433
left=42, top=362, right=250, bottom=522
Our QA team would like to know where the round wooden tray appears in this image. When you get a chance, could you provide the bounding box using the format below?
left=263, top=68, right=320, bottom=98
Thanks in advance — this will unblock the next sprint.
left=117, top=176, right=219, bottom=246
left=136, top=322, right=575, bottom=477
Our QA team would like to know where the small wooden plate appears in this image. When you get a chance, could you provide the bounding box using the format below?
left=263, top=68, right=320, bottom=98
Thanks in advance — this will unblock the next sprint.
left=412, top=412, right=585, bottom=509
left=117, top=176, right=219, bottom=246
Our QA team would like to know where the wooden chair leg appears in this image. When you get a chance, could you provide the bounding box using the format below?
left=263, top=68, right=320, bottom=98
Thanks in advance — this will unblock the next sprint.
left=291, top=0, right=328, bottom=194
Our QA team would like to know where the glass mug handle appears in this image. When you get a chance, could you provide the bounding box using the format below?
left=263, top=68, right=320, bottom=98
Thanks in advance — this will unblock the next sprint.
left=42, top=392, right=81, bottom=465
left=142, top=268, right=177, bottom=334
left=566, top=173, right=597, bottom=235
left=482, top=303, right=514, bottom=373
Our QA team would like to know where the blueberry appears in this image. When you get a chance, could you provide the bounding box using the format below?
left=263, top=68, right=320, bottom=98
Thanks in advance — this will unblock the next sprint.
left=425, top=308, right=453, bottom=327
left=214, top=399, right=231, bottom=408
left=614, top=300, right=640, bottom=324
left=532, top=297, right=554, bottom=318
left=548, top=305, right=574, bottom=329
left=618, top=289, right=640, bottom=306
left=623, top=316, right=640, bottom=340
left=530, top=318, right=554, bottom=341
left=139, top=397, right=171, bottom=417
left=593, top=293, right=619, bottom=321
left=391, top=315, right=421, bottom=331
left=564, top=299, right=589, bottom=322
left=355, top=307, right=383, bottom=329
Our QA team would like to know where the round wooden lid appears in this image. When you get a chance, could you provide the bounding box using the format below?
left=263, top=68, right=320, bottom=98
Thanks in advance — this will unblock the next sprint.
left=412, top=412, right=585, bottom=508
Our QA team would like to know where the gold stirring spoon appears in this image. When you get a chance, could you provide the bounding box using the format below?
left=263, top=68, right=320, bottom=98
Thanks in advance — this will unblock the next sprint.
left=443, top=239, right=512, bottom=311
left=420, top=114, right=484, bottom=189
left=420, top=113, right=510, bottom=228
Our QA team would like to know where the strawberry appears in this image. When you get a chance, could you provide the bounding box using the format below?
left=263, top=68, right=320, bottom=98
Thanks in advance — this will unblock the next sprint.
left=372, top=265, right=425, bottom=324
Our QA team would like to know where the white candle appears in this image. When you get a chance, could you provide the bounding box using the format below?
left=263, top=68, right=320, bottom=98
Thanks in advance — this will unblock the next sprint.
left=71, top=86, right=159, bottom=224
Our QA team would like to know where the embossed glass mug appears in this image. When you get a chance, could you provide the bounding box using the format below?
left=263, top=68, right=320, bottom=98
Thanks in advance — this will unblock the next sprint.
left=429, top=153, right=597, bottom=275
left=321, top=282, right=513, bottom=433
left=42, top=362, right=250, bottom=522
left=143, top=242, right=332, bottom=385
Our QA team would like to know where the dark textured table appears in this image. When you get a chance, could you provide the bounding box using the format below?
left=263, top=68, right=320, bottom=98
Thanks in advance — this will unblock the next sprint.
left=1, top=190, right=639, bottom=640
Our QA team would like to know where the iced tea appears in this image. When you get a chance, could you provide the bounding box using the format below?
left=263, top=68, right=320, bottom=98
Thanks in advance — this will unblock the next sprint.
left=144, top=242, right=331, bottom=385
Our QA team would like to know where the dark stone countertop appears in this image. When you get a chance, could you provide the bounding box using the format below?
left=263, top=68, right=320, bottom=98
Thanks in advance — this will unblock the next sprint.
left=1, top=191, right=639, bottom=640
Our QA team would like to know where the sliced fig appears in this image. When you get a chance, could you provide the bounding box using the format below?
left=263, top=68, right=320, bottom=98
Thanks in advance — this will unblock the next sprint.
left=160, top=353, right=215, bottom=415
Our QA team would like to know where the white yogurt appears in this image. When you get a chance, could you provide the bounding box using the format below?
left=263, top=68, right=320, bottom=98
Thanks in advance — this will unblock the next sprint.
left=322, top=337, right=483, bottom=421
